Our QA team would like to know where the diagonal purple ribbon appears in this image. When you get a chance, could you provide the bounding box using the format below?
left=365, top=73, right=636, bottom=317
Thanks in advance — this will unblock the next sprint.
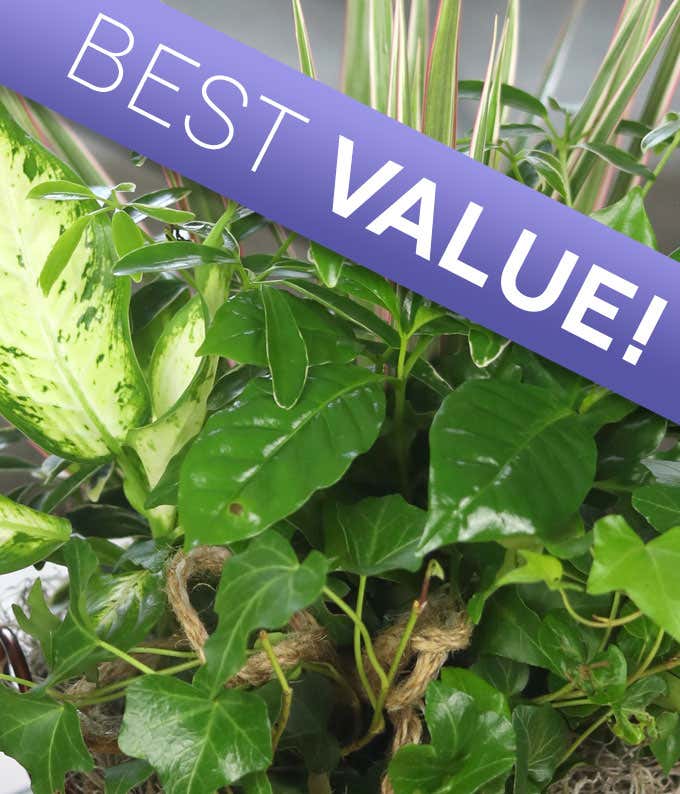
left=0, top=0, right=678, bottom=420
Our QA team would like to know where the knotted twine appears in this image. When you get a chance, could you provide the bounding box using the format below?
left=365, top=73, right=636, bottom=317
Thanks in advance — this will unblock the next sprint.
left=166, top=546, right=472, bottom=793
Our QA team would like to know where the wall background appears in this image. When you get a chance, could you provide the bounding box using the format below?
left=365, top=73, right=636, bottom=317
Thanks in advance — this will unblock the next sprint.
left=1, top=1, right=678, bottom=790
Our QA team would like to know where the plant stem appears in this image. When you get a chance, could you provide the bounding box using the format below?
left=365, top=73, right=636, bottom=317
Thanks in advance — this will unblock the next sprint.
left=559, top=588, right=641, bottom=629
left=98, top=640, right=155, bottom=675
left=598, top=593, right=621, bottom=653
left=0, top=672, right=38, bottom=690
left=560, top=709, right=612, bottom=766
left=628, top=627, right=665, bottom=684
left=322, top=586, right=388, bottom=691
left=204, top=202, right=236, bottom=248
left=129, top=647, right=197, bottom=659
left=394, top=335, right=410, bottom=496
left=260, top=631, right=293, bottom=752
left=533, top=680, right=577, bottom=705
left=353, top=576, right=376, bottom=708
left=273, top=232, right=299, bottom=260
left=642, top=130, right=680, bottom=198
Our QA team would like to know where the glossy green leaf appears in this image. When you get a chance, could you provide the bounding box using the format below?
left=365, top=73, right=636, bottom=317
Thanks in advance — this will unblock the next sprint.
left=285, top=278, right=400, bottom=346
left=309, top=240, right=344, bottom=288
left=336, top=264, right=399, bottom=316
left=512, top=705, right=569, bottom=794
left=111, top=209, right=145, bottom=257
left=578, top=142, right=655, bottom=179
left=114, top=241, right=237, bottom=275
left=388, top=683, right=515, bottom=794
left=104, top=759, right=154, bottom=794
left=324, top=494, right=426, bottom=575
left=591, top=187, right=657, bottom=248
left=423, top=0, right=461, bottom=146
left=472, top=655, right=529, bottom=698
left=27, top=179, right=99, bottom=201
left=633, top=481, right=680, bottom=533
left=292, top=0, right=317, bottom=78
left=0, top=688, right=92, bottom=794
left=180, top=365, right=385, bottom=545
left=476, top=590, right=547, bottom=667
left=195, top=533, right=327, bottom=695
left=580, top=645, right=628, bottom=705
left=588, top=515, right=680, bottom=642
left=12, top=579, right=60, bottom=663
left=129, top=203, right=194, bottom=224
left=0, top=494, right=71, bottom=573
left=459, top=81, right=548, bottom=119
left=651, top=711, right=680, bottom=774
left=468, top=325, right=510, bottom=367
left=119, top=675, right=271, bottom=794
left=422, top=380, right=597, bottom=551
left=38, top=214, right=92, bottom=294
left=0, top=104, right=149, bottom=461
left=201, top=290, right=360, bottom=367
left=127, top=187, right=192, bottom=222
left=263, top=286, right=308, bottom=409
left=596, top=409, right=666, bottom=487
left=439, top=668, right=510, bottom=719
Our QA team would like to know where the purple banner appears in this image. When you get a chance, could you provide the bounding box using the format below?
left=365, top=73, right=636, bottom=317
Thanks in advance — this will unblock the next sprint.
left=1, top=0, right=679, bottom=420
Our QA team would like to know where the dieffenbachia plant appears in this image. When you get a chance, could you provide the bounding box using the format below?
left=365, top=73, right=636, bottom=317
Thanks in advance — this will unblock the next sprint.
left=0, top=1, right=680, bottom=793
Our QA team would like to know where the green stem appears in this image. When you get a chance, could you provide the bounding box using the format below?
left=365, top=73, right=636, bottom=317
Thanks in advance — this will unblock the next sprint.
left=0, top=672, right=38, bottom=690
left=560, top=709, right=612, bottom=766
left=273, top=231, right=299, bottom=260
left=559, top=589, right=641, bottom=629
left=353, top=576, right=376, bottom=708
left=533, top=681, right=577, bottom=705
left=260, top=631, right=293, bottom=752
left=598, top=593, right=621, bottom=653
left=642, top=130, right=680, bottom=198
left=322, top=586, right=388, bottom=691
left=97, top=640, right=155, bottom=676
left=129, top=647, right=197, bottom=659
left=394, top=336, right=409, bottom=496
left=205, top=202, right=236, bottom=248
left=628, top=627, right=665, bottom=684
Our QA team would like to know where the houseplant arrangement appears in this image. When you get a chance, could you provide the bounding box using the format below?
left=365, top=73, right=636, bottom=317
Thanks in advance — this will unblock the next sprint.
left=1, top=1, right=680, bottom=792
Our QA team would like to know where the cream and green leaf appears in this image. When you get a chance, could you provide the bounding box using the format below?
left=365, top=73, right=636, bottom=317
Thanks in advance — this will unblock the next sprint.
left=0, top=103, right=148, bottom=461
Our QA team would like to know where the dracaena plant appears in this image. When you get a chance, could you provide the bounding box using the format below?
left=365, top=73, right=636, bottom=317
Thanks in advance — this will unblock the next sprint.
left=0, top=1, right=680, bottom=793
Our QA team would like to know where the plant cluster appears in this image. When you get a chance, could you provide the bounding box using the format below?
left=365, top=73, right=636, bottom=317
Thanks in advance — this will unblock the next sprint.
left=0, top=1, right=680, bottom=793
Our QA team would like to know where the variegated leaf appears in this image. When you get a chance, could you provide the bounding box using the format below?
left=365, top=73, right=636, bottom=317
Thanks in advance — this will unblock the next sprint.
left=0, top=495, right=71, bottom=574
left=0, top=104, right=148, bottom=461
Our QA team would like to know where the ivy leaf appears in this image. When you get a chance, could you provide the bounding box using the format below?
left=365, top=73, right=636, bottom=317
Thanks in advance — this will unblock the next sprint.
left=538, top=610, right=596, bottom=678
left=588, top=516, right=680, bottom=642
left=104, top=759, right=154, bottom=794
left=439, top=668, right=510, bottom=719
left=472, top=656, right=529, bottom=697
left=591, top=187, right=657, bottom=248
left=512, top=705, right=569, bottom=794
left=579, top=646, right=628, bottom=705
left=308, top=241, right=345, bottom=288
left=0, top=494, right=71, bottom=574
left=388, top=682, right=515, bottom=794
left=262, top=287, right=309, bottom=409
left=194, top=533, right=328, bottom=696
left=596, top=410, right=666, bottom=488
left=0, top=688, right=92, bottom=794
left=324, top=494, right=426, bottom=576
left=632, top=481, right=680, bottom=532
left=179, top=365, right=385, bottom=545
left=651, top=712, right=680, bottom=774
left=118, top=675, right=271, bottom=794
left=12, top=579, right=60, bottom=663
left=476, top=590, right=547, bottom=667
left=200, top=291, right=359, bottom=367
left=422, top=381, right=596, bottom=551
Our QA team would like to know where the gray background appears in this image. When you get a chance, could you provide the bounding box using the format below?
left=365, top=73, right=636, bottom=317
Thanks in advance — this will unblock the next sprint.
left=1, top=1, right=678, bottom=790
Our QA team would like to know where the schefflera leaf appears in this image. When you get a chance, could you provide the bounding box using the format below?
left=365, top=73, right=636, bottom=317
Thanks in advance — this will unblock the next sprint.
left=0, top=688, right=92, bottom=794
left=194, top=532, right=328, bottom=696
left=324, top=494, right=427, bottom=576
left=388, top=675, right=516, bottom=794
left=179, top=364, right=385, bottom=545
left=119, top=676, right=271, bottom=794
left=421, top=380, right=597, bottom=552
left=0, top=494, right=70, bottom=573
left=0, top=104, right=148, bottom=461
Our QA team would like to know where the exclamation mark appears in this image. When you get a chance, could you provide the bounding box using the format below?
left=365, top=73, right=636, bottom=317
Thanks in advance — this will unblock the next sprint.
left=623, top=295, right=668, bottom=365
